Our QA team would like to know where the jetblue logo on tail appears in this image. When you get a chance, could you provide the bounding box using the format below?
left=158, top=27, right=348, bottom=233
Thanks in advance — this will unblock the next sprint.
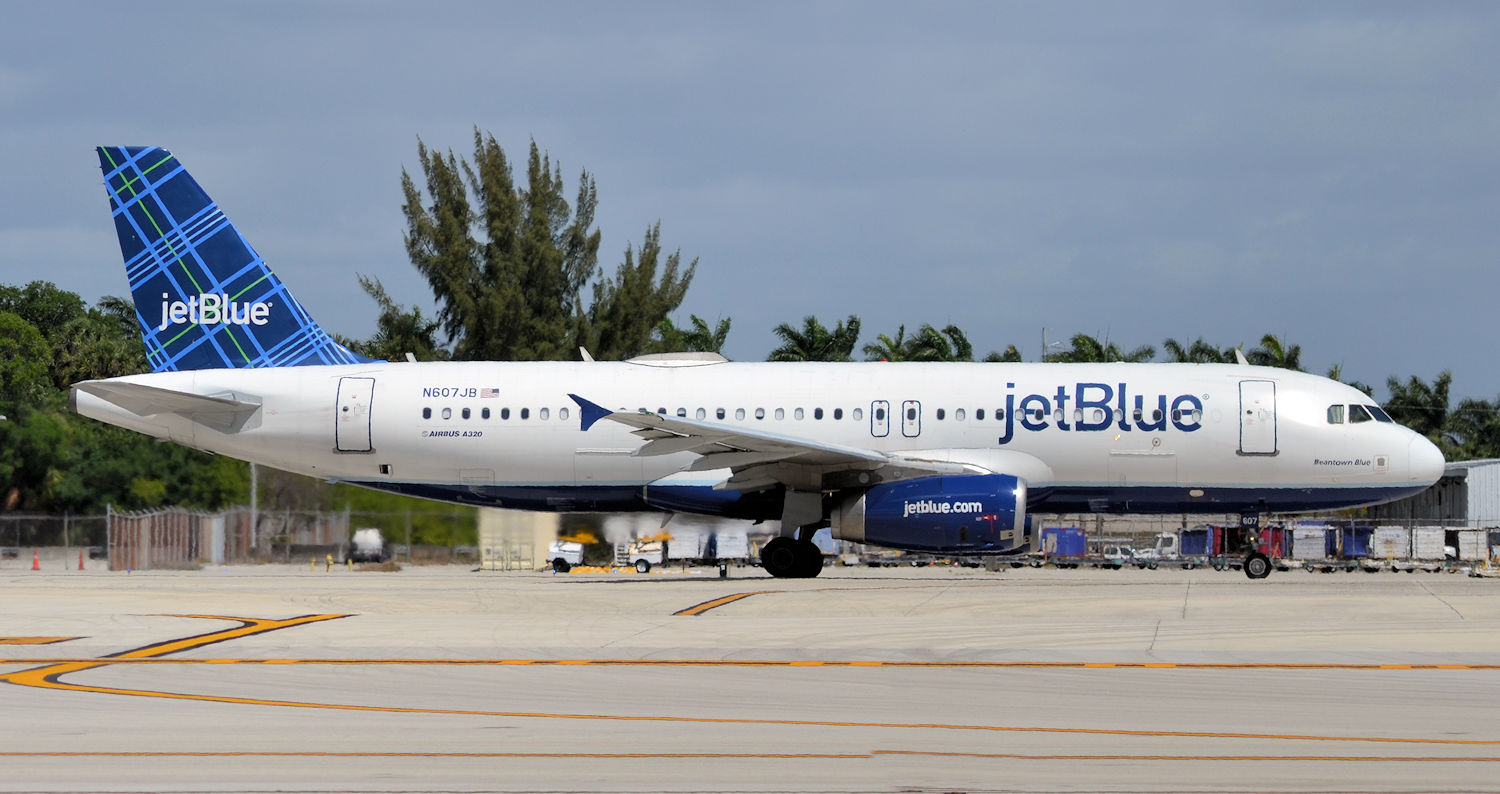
left=158, top=293, right=272, bottom=331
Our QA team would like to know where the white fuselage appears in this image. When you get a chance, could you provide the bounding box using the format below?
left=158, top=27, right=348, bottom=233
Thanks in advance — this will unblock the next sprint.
left=72, top=359, right=1444, bottom=520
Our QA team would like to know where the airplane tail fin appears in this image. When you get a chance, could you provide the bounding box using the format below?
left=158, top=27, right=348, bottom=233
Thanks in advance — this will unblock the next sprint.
left=96, top=146, right=376, bottom=371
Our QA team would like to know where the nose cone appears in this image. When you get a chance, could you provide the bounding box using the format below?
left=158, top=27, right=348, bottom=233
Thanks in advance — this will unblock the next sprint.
left=1408, top=434, right=1445, bottom=486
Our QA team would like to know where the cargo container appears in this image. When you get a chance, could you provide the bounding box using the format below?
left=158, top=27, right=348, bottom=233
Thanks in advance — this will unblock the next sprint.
left=1041, top=527, right=1086, bottom=564
left=1413, top=527, right=1447, bottom=560
left=1369, top=527, right=1411, bottom=560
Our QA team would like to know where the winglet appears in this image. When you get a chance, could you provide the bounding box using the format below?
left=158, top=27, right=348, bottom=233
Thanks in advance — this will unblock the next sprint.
left=568, top=394, right=612, bottom=431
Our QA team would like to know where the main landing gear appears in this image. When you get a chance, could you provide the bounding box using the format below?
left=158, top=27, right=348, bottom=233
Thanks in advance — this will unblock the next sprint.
left=760, top=536, right=824, bottom=579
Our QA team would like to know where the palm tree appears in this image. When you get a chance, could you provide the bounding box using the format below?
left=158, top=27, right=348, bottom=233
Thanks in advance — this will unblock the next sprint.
left=1248, top=333, right=1302, bottom=370
left=1383, top=370, right=1454, bottom=451
left=903, top=324, right=974, bottom=362
left=653, top=314, right=731, bottom=354
left=861, top=325, right=909, bottom=362
left=1162, top=337, right=1235, bottom=364
left=1324, top=363, right=1374, bottom=397
left=1051, top=333, right=1154, bottom=363
left=984, top=345, right=1024, bottom=362
left=1446, top=396, right=1500, bottom=459
left=767, top=315, right=861, bottom=362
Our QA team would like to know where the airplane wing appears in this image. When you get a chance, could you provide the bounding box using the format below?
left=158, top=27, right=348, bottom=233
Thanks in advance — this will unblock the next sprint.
left=568, top=394, right=973, bottom=493
left=72, top=380, right=262, bottom=434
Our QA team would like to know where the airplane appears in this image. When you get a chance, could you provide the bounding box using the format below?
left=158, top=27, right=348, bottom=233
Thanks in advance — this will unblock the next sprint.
left=71, top=146, right=1446, bottom=580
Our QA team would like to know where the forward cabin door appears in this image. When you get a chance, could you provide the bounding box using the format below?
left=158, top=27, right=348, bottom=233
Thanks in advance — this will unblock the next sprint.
left=335, top=377, right=375, bottom=453
left=1238, top=379, right=1277, bottom=455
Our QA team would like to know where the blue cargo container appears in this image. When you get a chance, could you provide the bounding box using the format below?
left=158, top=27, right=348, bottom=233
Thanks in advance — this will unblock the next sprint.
left=1042, top=526, right=1086, bottom=557
left=1179, top=526, right=1212, bottom=556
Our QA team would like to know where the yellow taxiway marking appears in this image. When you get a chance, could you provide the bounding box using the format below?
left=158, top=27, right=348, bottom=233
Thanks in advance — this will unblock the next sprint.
left=3, top=657, right=1500, bottom=671
left=0, top=637, right=77, bottom=645
left=5, top=614, right=1498, bottom=751
left=673, top=591, right=772, bottom=616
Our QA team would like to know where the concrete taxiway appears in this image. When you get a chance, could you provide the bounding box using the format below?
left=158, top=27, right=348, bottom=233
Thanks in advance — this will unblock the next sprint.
left=3, top=563, right=1500, bottom=793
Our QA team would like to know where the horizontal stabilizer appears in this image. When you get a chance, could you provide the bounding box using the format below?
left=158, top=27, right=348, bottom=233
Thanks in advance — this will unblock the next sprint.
left=72, top=380, right=261, bottom=434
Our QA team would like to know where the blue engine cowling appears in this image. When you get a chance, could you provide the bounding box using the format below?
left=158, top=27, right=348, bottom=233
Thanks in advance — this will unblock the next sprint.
left=831, top=473, right=1027, bottom=554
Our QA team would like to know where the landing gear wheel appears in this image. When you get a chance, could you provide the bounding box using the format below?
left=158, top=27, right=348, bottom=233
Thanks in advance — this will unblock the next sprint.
left=551, top=558, right=571, bottom=573
left=761, top=537, right=799, bottom=578
left=1243, top=552, right=1272, bottom=580
left=795, top=539, right=824, bottom=579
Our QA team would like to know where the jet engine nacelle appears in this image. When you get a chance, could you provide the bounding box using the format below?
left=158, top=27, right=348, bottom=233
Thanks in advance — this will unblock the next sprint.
left=831, top=473, right=1027, bottom=554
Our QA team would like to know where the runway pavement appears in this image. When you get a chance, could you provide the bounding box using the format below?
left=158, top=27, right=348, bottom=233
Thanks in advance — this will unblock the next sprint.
left=3, top=562, right=1500, bottom=792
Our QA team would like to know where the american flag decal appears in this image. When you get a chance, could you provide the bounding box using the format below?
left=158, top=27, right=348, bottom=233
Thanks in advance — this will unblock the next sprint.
left=480, top=388, right=499, bottom=398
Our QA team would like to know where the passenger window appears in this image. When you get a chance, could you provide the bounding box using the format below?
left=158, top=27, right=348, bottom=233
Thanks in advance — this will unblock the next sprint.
left=906, top=407, right=916, bottom=421
left=422, top=407, right=432, bottom=419
left=676, top=408, right=686, bottom=417
left=560, top=407, right=569, bottom=421
left=976, top=409, right=985, bottom=421
left=755, top=408, right=765, bottom=420
left=1349, top=404, right=1373, bottom=424
left=956, top=408, right=966, bottom=421
left=834, top=408, right=844, bottom=420
left=1327, top=405, right=1345, bottom=424
left=716, top=408, right=726, bottom=420
left=1132, top=408, right=1142, bottom=423
left=501, top=408, right=511, bottom=420
left=540, top=407, right=550, bottom=420
left=696, top=407, right=706, bottom=420
left=735, top=408, right=746, bottom=420
left=774, top=408, right=785, bottom=420
left=814, top=408, right=824, bottom=420
left=853, top=408, right=863, bottom=421
left=521, top=408, right=530, bottom=420
left=996, top=409, right=1005, bottom=420
left=1093, top=409, right=1105, bottom=423
left=875, top=407, right=886, bottom=421
left=462, top=407, right=471, bottom=420
left=936, top=408, right=946, bottom=420
left=657, top=407, right=667, bottom=415
left=441, top=407, right=452, bottom=420
left=481, top=407, right=490, bottom=420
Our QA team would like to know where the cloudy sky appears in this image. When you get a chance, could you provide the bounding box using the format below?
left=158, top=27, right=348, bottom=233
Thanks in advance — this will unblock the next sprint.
left=2, top=2, right=1496, bottom=398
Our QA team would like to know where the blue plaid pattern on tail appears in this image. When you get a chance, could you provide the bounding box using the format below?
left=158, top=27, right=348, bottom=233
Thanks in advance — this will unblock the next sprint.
left=97, top=146, right=375, bottom=371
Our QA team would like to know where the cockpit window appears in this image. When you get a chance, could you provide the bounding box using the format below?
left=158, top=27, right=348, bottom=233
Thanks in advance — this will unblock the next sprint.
left=1349, top=404, right=1374, bottom=424
left=1367, top=405, right=1394, bottom=423
left=1327, top=405, right=1345, bottom=424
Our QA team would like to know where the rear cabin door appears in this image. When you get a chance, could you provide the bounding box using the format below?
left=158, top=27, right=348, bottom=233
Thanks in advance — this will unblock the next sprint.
left=335, top=377, right=375, bottom=453
left=1238, top=379, right=1277, bottom=455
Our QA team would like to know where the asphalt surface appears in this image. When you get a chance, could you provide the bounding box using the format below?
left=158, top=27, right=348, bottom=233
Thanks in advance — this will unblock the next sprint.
left=3, top=561, right=1500, bottom=793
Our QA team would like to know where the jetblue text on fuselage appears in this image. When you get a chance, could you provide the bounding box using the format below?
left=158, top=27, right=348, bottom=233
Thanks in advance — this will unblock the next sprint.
left=996, top=382, right=1204, bottom=444
left=158, top=293, right=272, bottom=331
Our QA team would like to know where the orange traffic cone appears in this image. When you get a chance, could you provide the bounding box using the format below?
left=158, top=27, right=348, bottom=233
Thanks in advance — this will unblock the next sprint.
left=31, top=549, right=40, bottom=571
left=78, top=548, right=85, bottom=571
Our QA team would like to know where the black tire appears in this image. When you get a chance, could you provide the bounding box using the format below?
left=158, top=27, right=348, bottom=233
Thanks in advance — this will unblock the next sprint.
left=1244, top=552, right=1272, bottom=580
left=795, top=540, right=824, bottom=578
left=552, top=558, right=571, bottom=573
left=760, top=537, right=799, bottom=578
left=634, top=559, right=651, bottom=574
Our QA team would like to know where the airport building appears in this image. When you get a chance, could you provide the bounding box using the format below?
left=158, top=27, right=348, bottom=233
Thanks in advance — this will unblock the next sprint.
left=1365, top=458, right=1500, bottom=528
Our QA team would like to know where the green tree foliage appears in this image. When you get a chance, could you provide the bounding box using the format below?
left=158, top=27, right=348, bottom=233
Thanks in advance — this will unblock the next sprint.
left=344, top=275, right=448, bottom=362
left=1162, top=337, right=1237, bottom=364
left=0, top=311, right=50, bottom=406
left=399, top=129, right=694, bottom=361
left=863, top=323, right=974, bottom=362
left=768, top=315, right=862, bottom=362
left=983, top=345, right=1024, bottom=362
left=1248, top=333, right=1303, bottom=370
left=653, top=314, right=731, bottom=354
left=1383, top=371, right=1454, bottom=452
left=579, top=223, right=696, bottom=359
left=1049, top=333, right=1155, bottom=363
